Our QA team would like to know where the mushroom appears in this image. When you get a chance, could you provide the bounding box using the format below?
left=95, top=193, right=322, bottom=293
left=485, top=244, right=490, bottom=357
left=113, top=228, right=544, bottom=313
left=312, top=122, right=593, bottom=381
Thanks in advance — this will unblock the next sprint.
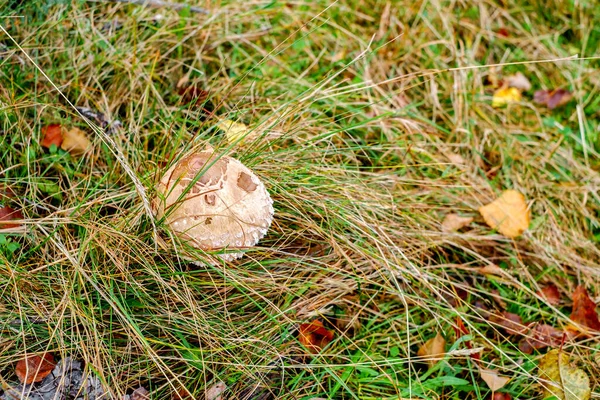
left=154, top=150, right=274, bottom=261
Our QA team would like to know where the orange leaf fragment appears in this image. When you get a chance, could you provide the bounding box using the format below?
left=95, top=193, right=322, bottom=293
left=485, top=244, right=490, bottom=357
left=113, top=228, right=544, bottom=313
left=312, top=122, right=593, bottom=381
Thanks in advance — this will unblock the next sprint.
left=417, top=333, right=446, bottom=367
left=40, top=124, right=64, bottom=148
left=479, top=190, right=530, bottom=238
left=15, top=353, right=56, bottom=384
left=0, top=206, right=24, bottom=229
left=298, top=320, right=335, bottom=353
left=570, top=285, right=600, bottom=332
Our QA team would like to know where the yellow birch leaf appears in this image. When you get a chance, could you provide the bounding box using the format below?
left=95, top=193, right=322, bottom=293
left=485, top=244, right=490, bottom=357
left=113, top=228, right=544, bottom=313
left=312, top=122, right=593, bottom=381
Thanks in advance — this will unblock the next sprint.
left=492, top=87, right=522, bottom=108
left=479, top=190, right=530, bottom=238
left=417, top=333, right=446, bottom=368
left=61, top=127, right=92, bottom=155
left=538, top=349, right=591, bottom=400
left=216, top=119, right=254, bottom=144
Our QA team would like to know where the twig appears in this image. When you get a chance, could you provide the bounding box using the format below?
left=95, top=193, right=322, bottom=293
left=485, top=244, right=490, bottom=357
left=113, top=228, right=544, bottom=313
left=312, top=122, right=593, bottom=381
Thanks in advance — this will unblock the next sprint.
left=88, top=0, right=210, bottom=14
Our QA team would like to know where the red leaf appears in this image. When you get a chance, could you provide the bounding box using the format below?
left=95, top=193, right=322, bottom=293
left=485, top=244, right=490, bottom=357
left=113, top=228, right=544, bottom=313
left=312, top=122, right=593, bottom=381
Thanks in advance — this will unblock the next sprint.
left=0, top=206, right=23, bottom=229
left=298, top=320, right=335, bottom=353
left=539, top=284, right=561, bottom=306
left=491, top=393, right=512, bottom=400
left=15, top=353, right=56, bottom=384
left=40, top=124, right=64, bottom=148
left=570, top=285, right=600, bottom=331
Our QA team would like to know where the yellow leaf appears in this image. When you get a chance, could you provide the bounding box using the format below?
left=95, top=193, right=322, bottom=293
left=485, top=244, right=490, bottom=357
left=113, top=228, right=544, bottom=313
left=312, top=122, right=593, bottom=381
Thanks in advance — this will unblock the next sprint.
left=61, top=127, right=92, bottom=155
left=492, top=87, right=522, bottom=108
left=216, top=119, right=254, bottom=144
left=417, top=333, right=446, bottom=368
left=441, top=214, right=473, bottom=232
left=538, top=349, right=591, bottom=400
left=479, top=190, right=530, bottom=238
left=479, top=367, right=511, bottom=391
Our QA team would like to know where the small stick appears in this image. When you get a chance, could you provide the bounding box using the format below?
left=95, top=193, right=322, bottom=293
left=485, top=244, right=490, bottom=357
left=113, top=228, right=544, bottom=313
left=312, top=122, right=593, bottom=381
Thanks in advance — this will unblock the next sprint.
left=89, top=0, right=210, bottom=14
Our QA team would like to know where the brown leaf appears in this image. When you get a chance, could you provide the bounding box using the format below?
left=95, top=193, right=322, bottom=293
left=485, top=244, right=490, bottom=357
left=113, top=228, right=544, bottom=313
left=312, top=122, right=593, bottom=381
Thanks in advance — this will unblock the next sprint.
left=491, top=312, right=527, bottom=336
left=298, top=320, right=335, bottom=353
left=205, top=381, right=227, bottom=400
left=480, top=367, right=511, bottom=391
left=479, top=190, right=530, bottom=238
left=40, top=124, right=64, bottom=148
left=417, top=333, right=446, bottom=367
left=520, top=323, right=564, bottom=353
left=0, top=206, right=23, bottom=229
left=441, top=214, right=473, bottom=232
left=534, top=89, right=573, bottom=110
left=539, top=284, right=561, bottom=306
left=15, top=353, right=56, bottom=384
left=478, top=264, right=505, bottom=276
left=61, top=127, right=92, bottom=155
left=130, top=387, right=150, bottom=400
left=569, top=285, right=600, bottom=332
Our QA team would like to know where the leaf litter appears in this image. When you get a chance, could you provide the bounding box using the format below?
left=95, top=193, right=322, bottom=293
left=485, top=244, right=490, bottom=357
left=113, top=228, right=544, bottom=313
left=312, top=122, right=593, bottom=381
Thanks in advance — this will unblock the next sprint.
left=538, top=349, right=591, bottom=400
left=479, top=190, right=530, bottom=238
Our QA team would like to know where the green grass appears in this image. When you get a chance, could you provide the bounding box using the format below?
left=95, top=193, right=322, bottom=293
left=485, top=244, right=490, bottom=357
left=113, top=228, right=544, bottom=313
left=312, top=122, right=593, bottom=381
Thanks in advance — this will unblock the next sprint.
left=1, top=0, right=599, bottom=399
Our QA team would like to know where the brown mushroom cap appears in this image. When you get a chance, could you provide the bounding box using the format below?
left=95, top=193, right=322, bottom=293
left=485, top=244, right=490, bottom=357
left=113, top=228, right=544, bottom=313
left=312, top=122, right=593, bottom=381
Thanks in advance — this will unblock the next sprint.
left=154, top=151, right=274, bottom=261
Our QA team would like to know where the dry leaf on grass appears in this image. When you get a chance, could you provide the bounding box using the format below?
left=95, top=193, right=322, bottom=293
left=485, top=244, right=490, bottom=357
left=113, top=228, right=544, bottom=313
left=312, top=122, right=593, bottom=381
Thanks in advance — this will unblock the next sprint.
left=480, top=367, right=511, bottom=391
left=0, top=206, right=24, bottom=229
left=61, top=127, right=92, bottom=155
left=205, top=381, right=227, bottom=400
left=534, top=89, right=573, bottom=110
left=569, top=285, right=600, bottom=332
left=216, top=118, right=256, bottom=144
left=539, top=284, right=561, bottom=306
left=492, top=87, right=521, bottom=108
left=15, top=353, right=56, bottom=384
left=129, top=387, right=150, bottom=400
left=417, top=333, right=446, bottom=367
left=479, top=190, right=530, bottom=238
left=490, top=312, right=527, bottom=336
left=441, top=214, right=473, bottom=232
left=40, top=124, right=64, bottom=148
left=518, top=323, right=564, bottom=354
left=492, top=393, right=512, bottom=400
left=538, top=349, right=591, bottom=400
left=298, top=320, right=335, bottom=353
left=505, top=72, right=531, bottom=91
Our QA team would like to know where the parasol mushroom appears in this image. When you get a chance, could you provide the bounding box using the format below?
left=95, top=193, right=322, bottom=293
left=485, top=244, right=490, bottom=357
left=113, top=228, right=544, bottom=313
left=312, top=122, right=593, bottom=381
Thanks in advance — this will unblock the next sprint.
left=154, top=150, right=274, bottom=261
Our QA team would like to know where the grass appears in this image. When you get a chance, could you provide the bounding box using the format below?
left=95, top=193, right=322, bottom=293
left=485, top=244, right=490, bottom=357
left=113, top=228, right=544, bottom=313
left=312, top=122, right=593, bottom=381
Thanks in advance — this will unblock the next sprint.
left=1, top=0, right=599, bottom=398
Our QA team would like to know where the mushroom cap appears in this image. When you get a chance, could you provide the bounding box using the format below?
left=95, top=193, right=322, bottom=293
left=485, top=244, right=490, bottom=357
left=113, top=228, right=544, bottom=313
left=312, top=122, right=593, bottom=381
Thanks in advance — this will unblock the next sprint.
left=154, top=151, right=274, bottom=261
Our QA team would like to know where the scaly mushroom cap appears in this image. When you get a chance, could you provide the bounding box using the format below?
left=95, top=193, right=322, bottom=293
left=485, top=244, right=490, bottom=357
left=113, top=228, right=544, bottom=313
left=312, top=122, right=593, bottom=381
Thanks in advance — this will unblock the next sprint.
left=154, top=151, right=274, bottom=261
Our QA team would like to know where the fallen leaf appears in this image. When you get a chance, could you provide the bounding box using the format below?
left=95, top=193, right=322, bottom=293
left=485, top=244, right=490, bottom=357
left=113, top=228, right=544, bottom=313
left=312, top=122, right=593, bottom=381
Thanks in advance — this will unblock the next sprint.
left=534, top=89, right=573, bottom=110
left=441, top=214, right=473, bottom=232
left=61, top=127, right=92, bottom=155
left=15, top=353, right=56, bottom=384
left=447, top=153, right=466, bottom=165
left=40, top=124, right=64, bottom=148
left=492, top=86, right=521, bottom=108
left=505, top=72, right=531, bottom=91
left=216, top=118, right=255, bottom=144
left=491, top=312, right=527, bottom=336
left=298, top=320, right=335, bottom=353
left=205, top=381, right=227, bottom=400
left=539, top=284, right=561, bottom=306
left=417, top=333, right=446, bottom=367
left=479, top=190, right=530, bottom=238
left=538, top=349, right=591, bottom=400
left=480, top=367, right=511, bottom=391
left=130, top=387, right=150, bottom=400
left=492, top=393, right=512, bottom=400
left=0, top=206, right=23, bottom=229
left=519, top=323, right=564, bottom=353
left=569, top=285, right=600, bottom=332
left=478, top=264, right=505, bottom=276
